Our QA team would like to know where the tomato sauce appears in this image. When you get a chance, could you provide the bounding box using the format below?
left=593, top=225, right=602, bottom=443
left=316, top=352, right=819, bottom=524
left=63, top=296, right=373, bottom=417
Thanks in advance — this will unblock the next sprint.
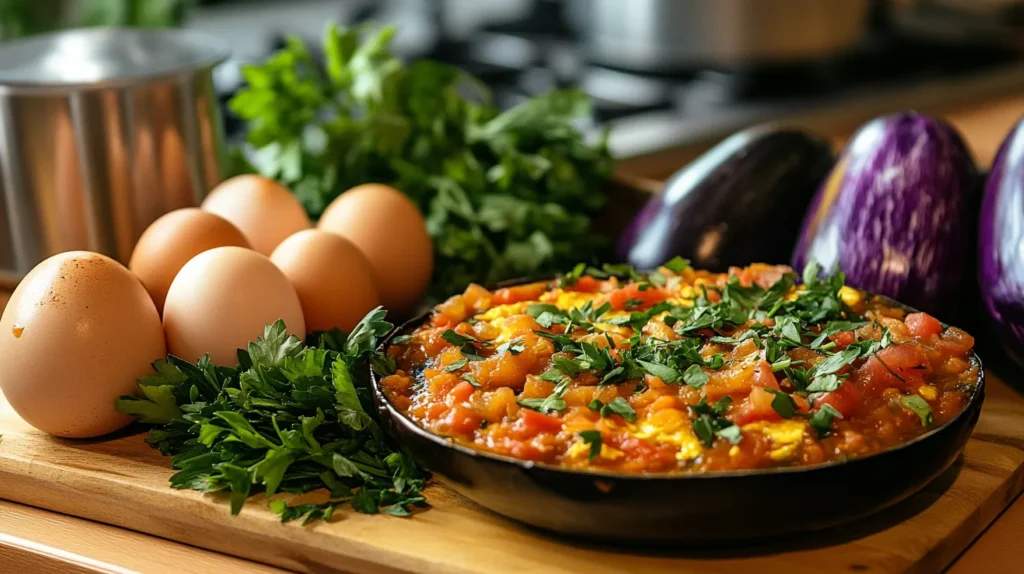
left=380, top=263, right=979, bottom=474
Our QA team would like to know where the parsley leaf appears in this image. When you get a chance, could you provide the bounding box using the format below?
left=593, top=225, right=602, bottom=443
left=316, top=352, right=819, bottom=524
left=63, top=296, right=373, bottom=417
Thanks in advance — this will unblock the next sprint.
left=809, top=404, right=843, bottom=437
left=765, top=389, right=798, bottom=418
left=445, top=359, right=468, bottom=373
left=682, top=364, right=709, bottom=388
left=637, top=360, right=681, bottom=384
left=599, top=397, right=637, bottom=422
left=441, top=330, right=478, bottom=347
left=688, top=397, right=740, bottom=447
left=579, top=430, right=602, bottom=460
left=519, top=378, right=571, bottom=414
left=900, top=395, right=934, bottom=426
left=716, top=424, right=743, bottom=445
left=810, top=321, right=867, bottom=349
left=814, top=347, right=861, bottom=377
left=496, top=338, right=525, bottom=356
left=806, top=373, right=842, bottom=393
left=663, top=256, right=690, bottom=273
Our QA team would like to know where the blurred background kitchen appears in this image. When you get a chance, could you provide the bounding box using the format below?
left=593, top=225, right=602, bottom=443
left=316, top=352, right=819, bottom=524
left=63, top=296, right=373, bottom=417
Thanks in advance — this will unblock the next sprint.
left=1, top=0, right=1023, bottom=292
left=5, top=0, right=1024, bottom=163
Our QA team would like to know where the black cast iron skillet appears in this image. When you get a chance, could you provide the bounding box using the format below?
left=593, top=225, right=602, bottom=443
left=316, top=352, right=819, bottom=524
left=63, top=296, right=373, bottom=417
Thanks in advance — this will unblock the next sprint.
left=370, top=282, right=985, bottom=543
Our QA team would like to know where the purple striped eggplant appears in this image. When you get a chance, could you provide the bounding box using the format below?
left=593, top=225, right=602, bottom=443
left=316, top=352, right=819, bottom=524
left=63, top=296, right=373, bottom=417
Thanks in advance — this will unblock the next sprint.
left=979, top=116, right=1024, bottom=364
left=620, top=125, right=834, bottom=271
left=792, top=113, right=979, bottom=318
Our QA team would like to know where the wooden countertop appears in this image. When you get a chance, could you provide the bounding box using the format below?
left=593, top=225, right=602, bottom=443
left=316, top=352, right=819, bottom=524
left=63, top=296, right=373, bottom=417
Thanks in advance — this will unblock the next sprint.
left=1, top=94, right=1023, bottom=573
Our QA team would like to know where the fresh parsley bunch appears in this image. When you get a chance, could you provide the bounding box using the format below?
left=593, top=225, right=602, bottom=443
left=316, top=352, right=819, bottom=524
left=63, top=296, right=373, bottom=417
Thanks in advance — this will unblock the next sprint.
left=116, top=309, right=427, bottom=523
left=228, top=24, right=614, bottom=300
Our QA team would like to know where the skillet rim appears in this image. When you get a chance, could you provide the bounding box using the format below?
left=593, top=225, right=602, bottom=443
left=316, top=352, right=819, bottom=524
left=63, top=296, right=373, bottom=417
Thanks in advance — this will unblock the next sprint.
left=371, top=276, right=986, bottom=482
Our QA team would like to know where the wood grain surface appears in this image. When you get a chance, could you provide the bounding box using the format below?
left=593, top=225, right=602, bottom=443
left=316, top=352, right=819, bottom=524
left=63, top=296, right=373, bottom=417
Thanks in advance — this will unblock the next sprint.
left=1, top=367, right=1024, bottom=574
left=0, top=501, right=284, bottom=574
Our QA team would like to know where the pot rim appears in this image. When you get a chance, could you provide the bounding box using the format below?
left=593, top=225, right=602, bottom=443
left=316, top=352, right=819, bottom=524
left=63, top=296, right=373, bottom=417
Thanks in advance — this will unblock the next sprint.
left=0, top=27, right=230, bottom=94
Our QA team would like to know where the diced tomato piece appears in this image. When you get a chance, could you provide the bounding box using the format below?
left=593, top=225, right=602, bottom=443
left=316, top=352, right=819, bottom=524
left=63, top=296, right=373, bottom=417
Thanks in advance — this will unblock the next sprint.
left=491, top=282, right=547, bottom=306
left=752, top=360, right=780, bottom=390
left=853, top=344, right=931, bottom=397
left=606, top=283, right=669, bottom=311
left=461, top=283, right=492, bottom=310
left=511, top=409, right=564, bottom=439
left=732, top=387, right=783, bottom=426
left=832, top=330, right=857, bottom=350
left=936, top=327, right=975, bottom=357
left=431, top=312, right=458, bottom=329
left=432, top=293, right=470, bottom=327
left=705, top=363, right=755, bottom=402
left=793, top=394, right=810, bottom=414
left=812, top=380, right=862, bottom=418
left=444, top=405, right=483, bottom=435
left=448, top=381, right=476, bottom=404
left=565, top=275, right=601, bottom=293
left=905, top=312, right=943, bottom=339
left=735, top=263, right=792, bottom=290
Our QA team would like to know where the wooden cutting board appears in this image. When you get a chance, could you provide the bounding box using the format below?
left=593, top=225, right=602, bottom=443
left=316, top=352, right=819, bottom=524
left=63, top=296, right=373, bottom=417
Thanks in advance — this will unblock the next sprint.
left=1, top=368, right=1024, bottom=574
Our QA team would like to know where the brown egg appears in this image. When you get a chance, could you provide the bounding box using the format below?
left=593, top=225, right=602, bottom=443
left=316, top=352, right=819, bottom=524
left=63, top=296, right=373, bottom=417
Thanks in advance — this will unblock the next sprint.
left=318, top=184, right=432, bottom=317
left=201, top=175, right=310, bottom=256
left=163, top=246, right=305, bottom=366
left=0, top=252, right=166, bottom=438
left=129, top=208, right=251, bottom=313
left=271, top=229, right=380, bottom=333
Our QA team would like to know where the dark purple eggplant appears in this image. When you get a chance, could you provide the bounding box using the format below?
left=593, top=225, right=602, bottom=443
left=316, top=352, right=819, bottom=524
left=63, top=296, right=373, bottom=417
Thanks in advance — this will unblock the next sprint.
left=792, top=113, right=979, bottom=318
left=979, top=116, right=1024, bottom=365
left=619, top=125, right=834, bottom=271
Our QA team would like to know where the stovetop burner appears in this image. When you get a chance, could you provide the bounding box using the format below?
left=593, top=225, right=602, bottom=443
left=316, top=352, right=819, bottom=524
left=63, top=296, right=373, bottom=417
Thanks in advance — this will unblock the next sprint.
left=203, top=0, right=1024, bottom=159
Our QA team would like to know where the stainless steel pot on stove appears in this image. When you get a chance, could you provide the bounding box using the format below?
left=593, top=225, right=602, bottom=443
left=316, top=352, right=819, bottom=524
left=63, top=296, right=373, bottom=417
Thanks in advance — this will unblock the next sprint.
left=579, top=0, right=874, bottom=72
left=0, top=27, right=229, bottom=288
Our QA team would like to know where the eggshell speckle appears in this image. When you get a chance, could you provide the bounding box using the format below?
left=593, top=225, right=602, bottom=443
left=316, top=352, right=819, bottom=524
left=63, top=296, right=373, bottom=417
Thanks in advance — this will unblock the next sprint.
left=318, top=184, right=432, bottom=317
left=129, top=208, right=250, bottom=313
left=271, top=229, right=380, bottom=332
left=201, top=175, right=310, bottom=256
left=163, top=246, right=305, bottom=366
left=0, top=251, right=166, bottom=438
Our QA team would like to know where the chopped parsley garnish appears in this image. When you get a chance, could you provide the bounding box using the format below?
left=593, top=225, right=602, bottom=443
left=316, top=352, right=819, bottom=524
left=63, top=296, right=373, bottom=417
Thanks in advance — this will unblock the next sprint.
left=518, top=378, right=570, bottom=414
left=444, top=359, right=468, bottom=373
left=441, top=330, right=478, bottom=347
left=900, top=395, right=934, bottom=426
left=682, top=364, right=709, bottom=388
left=441, top=329, right=489, bottom=360
left=765, top=389, right=798, bottom=418
left=579, top=430, right=603, bottom=460
left=637, top=360, right=681, bottom=384
left=496, top=338, right=526, bottom=356
left=805, top=373, right=842, bottom=393
left=528, top=259, right=892, bottom=451
left=463, top=374, right=482, bottom=388
left=809, top=404, right=843, bottom=437
left=663, top=256, right=690, bottom=273
left=810, top=320, right=867, bottom=348
left=688, top=397, right=741, bottom=447
left=589, top=397, right=638, bottom=422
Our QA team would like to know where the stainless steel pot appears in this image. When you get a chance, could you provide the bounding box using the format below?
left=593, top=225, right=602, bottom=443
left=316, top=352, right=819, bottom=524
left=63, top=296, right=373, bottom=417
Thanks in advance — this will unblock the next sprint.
left=581, top=0, right=873, bottom=72
left=0, top=27, right=229, bottom=287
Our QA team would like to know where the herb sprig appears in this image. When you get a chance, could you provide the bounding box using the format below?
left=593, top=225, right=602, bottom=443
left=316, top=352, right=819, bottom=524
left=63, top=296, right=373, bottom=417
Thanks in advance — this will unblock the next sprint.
left=116, top=310, right=427, bottom=523
left=229, top=24, right=614, bottom=300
